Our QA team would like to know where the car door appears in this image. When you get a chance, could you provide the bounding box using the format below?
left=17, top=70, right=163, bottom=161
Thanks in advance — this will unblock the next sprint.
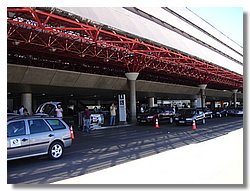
left=28, top=119, right=54, bottom=155
left=7, top=120, right=30, bottom=160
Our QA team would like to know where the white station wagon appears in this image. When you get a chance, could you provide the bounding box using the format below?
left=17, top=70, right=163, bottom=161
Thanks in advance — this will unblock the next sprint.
left=7, top=116, right=72, bottom=160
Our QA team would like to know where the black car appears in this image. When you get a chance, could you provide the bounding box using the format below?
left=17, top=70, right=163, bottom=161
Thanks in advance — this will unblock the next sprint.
left=174, top=108, right=206, bottom=125
left=227, top=106, right=243, bottom=116
left=212, top=108, right=228, bottom=118
left=197, top=107, right=213, bottom=119
left=137, top=107, right=175, bottom=124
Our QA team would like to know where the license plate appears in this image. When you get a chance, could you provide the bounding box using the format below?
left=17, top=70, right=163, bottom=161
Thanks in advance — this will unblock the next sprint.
left=179, top=121, right=185, bottom=123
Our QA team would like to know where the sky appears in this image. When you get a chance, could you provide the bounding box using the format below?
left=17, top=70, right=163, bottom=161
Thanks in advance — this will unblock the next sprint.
left=188, top=7, right=243, bottom=47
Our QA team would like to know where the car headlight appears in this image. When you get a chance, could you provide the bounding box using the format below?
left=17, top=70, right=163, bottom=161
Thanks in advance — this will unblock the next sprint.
left=175, top=118, right=179, bottom=120
left=186, top=118, right=193, bottom=121
left=147, top=116, right=154, bottom=119
left=137, top=116, right=141, bottom=119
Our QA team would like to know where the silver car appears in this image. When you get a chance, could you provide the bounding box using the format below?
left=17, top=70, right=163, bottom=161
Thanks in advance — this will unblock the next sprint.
left=7, top=116, right=72, bottom=160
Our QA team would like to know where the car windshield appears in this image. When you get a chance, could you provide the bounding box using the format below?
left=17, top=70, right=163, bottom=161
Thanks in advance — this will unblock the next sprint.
left=177, top=109, right=196, bottom=116
left=144, top=107, right=159, bottom=114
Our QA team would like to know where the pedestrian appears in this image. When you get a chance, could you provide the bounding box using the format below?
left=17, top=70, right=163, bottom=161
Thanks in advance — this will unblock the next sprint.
left=55, top=104, right=63, bottom=118
left=23, top=108, right=29, bottom=115
left=19, top=105, right=24, bottom=115
left=84, top=107, right=91, bottom=133
left=109, top=103, right=117, bottom=126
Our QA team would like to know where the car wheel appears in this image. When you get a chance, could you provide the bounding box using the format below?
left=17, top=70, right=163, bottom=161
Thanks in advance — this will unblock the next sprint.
left=169, top=117, right=173, bottom=124
left=48, top=141, right=64, bottom=160
left=210, top=114, right=213, bottom=119
left=219, top=114, right=222, bottom=118
left=225, top=113, right=228, bottom=117
left=202, top=118, right=206, bottom=124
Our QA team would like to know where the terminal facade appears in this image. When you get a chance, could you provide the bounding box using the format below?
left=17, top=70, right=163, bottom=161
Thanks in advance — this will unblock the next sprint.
left=7, top=7, right=243, bottom=124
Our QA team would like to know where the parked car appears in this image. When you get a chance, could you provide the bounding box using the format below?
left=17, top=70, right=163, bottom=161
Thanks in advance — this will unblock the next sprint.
left=212, top=108, right=228, bottom=118
left=227, top=106, right=243, bottom=116
left=7, top=112, right=20, bottom=120
left=137, top=106, right=175, bottom=124
left=174, top=108, right=206, bottom=125
left=7, top=115, right=72, bottom=160
left=197, top=107, right=213, bottom=119
left=36, top=101, right=105, bottom=127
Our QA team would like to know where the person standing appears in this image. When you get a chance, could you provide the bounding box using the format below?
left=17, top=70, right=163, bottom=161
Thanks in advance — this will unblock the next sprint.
left=55, top=104, right=63, bottom=118
left=109, top=103, right=117, bottom=126
left=19, top=105, right=24, bottom=115
left=84, top=107, right=91, bottom=133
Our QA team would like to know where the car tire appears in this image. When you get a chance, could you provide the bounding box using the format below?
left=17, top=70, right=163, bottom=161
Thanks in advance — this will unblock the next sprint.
left=219, top=114, right=222, bottom=118
left=169, top=117, right=173, bottom=124
left=48, top=141, right=64, bottom=160
left=202, top=118, right=206, bottom=124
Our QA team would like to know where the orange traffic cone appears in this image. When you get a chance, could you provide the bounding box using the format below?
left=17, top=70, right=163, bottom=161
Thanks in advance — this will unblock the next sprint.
left=70, top=125, right=75, bottom=140
left=192, top=120, right=196, bottom=130
left=155, top=118, right=159, bottom=128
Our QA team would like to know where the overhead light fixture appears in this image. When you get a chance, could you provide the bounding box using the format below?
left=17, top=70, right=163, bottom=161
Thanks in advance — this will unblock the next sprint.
left=12, top=40, right=20, bottom=46
left=104, top=58, right=109, bottom=62
left=49, top=48, right=57, bottom=52
left=80, top=53, right=85, bottom=58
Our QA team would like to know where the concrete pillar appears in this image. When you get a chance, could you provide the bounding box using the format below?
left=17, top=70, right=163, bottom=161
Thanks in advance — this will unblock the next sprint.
left=232, top=89, right=238, bottom=108
left=148, top=97, right=155, bottom=107
left=199, top=84, right=207, bottom=108
left=125, top=72, right=139, bottom=123
left=21, top=92, right=32, bottom=114
left=97, top=100, right=101, bottom=106
left=190, top=99, right=197, bottom=108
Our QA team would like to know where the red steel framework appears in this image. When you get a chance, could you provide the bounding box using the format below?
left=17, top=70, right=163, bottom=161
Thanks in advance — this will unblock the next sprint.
left=7, top=7, right=243, bottom=91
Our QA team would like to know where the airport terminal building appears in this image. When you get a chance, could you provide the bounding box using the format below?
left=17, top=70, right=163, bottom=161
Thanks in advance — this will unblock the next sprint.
left=7, top=7, right=243, bottom=124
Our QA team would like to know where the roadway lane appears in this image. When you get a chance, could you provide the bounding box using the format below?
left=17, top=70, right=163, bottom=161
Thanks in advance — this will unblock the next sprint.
left=7, top=116, right=243, bottom=184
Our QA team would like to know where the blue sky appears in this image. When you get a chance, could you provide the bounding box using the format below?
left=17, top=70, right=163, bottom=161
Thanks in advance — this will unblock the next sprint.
left=188, top=7, right=243, bottom=47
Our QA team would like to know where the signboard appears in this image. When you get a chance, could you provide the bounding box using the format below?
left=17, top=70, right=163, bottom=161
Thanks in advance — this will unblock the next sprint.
left=118, top=94, right=127, bottom=122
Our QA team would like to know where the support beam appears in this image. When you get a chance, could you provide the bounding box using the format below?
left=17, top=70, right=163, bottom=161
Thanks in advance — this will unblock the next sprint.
left=199, top=84, right=207, bottom=108
left=21, top=92, right=32, bottom=114
left=125, top=72, right=139, bottom=123
left=232, top=89, right=238, bottom=108
left=148, top=97, right=155, bottom=107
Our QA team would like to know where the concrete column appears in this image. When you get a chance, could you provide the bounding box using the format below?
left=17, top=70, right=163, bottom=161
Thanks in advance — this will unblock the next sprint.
left=148, top=97, right=155, bottom=107
left=21, top=92, right=32, bottom=114
left=97, top=100, right=101, bottom=106
left=199, top=84, right=207, bottom=108
left=232, top=89, right=238, bottom=108
left=190, top=99, right=197, bottom=108
left=125, top=72, right=139, bottom=123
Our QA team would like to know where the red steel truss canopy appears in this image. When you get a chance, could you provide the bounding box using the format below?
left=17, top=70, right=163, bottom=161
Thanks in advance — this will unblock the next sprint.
left=7, top=7, right=243, bottom=92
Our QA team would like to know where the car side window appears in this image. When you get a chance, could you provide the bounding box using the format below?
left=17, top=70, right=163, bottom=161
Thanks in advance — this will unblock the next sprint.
left=7, top=121, right=26, bottom=137
left=28, top=119, right=51, bottom=134
left=46, top=119, right=66, bottom=130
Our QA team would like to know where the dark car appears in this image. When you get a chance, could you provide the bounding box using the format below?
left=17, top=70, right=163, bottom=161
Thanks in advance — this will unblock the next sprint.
left=227, top=106, right=243, bottom=116
left=137, top=107, right=175, bottom=124
left=174, top=108, right=206, bottom=125
left=212, top=108, right=228, bottom=118
left=197, top=107, right=213, bottom=119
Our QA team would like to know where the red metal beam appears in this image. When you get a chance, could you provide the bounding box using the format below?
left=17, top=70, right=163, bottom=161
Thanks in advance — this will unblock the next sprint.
left=7, top=7, right=243, bottom=91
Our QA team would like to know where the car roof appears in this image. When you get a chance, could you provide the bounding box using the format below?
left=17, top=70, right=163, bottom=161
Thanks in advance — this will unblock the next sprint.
left=42, top=101, right=61, bottom=105
left=7, top=115, right=61, bottom=122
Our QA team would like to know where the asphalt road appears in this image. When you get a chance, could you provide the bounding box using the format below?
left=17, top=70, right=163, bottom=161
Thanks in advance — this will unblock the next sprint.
left=7, top=116, right=243, bottom=184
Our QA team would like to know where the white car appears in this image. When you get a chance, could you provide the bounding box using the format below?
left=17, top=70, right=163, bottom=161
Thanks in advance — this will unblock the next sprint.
left=36, top=101, right=104, bottom=127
